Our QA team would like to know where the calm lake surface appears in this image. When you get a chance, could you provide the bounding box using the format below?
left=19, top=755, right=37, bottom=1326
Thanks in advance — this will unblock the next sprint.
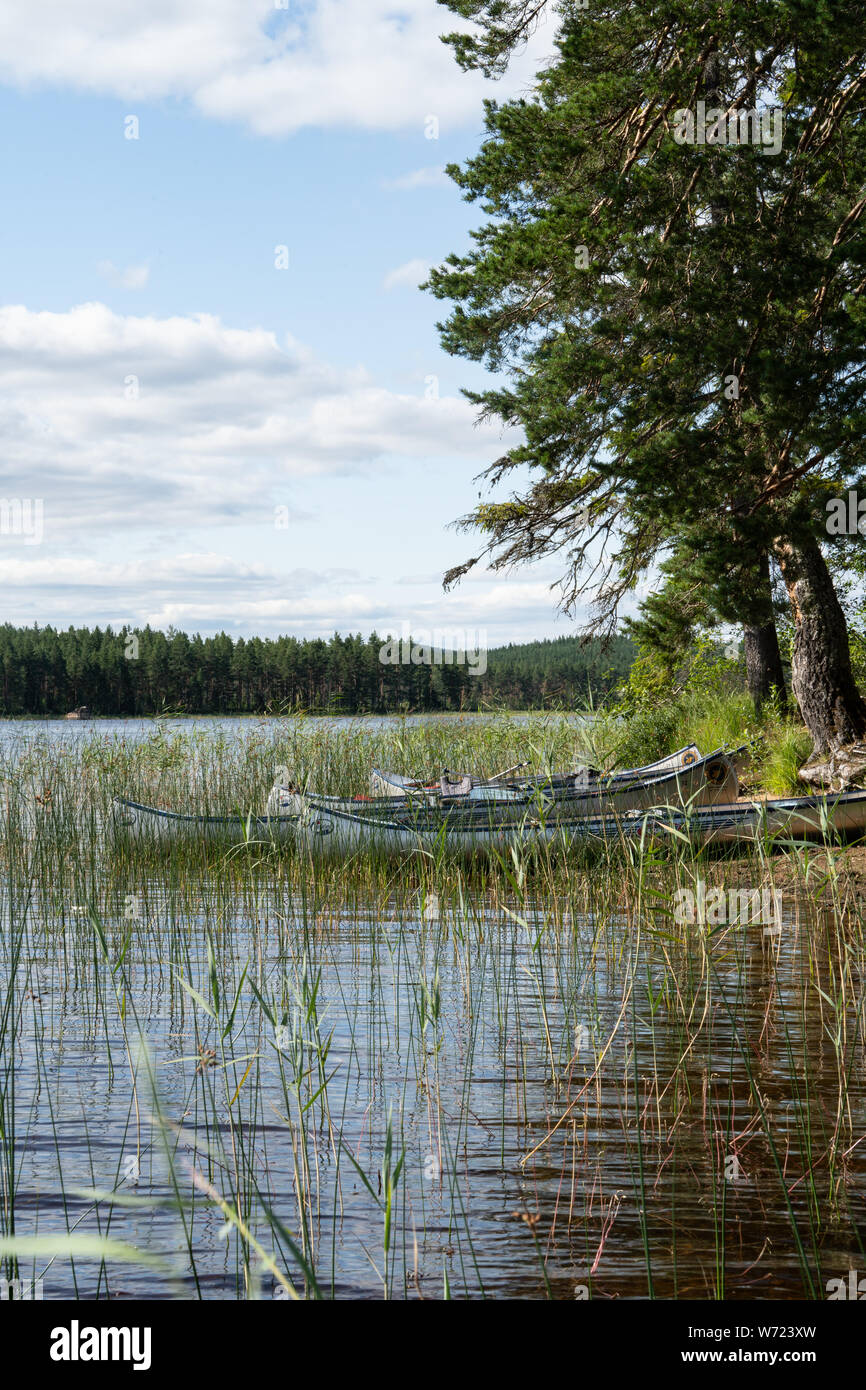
left=1, top=717, right=864, bottom=1299
left=0, top=713, right=581, bottom=744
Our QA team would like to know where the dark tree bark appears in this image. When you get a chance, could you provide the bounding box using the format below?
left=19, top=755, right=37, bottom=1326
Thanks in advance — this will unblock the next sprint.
left=773, top=536, right=866, bottom=754
left=742, top=553, right=786, bottom=714
left=744, top=621, right=786, bottom=713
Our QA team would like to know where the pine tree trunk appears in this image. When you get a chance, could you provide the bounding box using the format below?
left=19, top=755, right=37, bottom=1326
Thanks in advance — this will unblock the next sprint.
left=773, top=536, right=866, bottom=753
left=742, top=552, right=786, bottom=713
left=744, top=620, right=786, bottom=713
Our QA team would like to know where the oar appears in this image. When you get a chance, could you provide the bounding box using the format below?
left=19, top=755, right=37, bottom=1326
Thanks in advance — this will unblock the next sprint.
left=486, top=761, right=531, bottom=784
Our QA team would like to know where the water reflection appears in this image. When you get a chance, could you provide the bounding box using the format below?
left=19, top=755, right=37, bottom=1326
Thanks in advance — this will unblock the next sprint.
left=4, top=892, right=863, bottom=1300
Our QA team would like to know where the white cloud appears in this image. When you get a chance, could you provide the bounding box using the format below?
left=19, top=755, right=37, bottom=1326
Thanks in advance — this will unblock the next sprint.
left=0, top=552, right=270, bottom=588
left=96, top=260, right=151, bottom=290
left=383, top=259, right=431, bottom=291
left=0, top=550, right=385, bottom=628
left=0, top=300, right=518, bottom=540
left=383, top=166, right=448, bottom=191
left=0, top=546, right=582, bottom=642
left=0, top=1, right=556, bottom=137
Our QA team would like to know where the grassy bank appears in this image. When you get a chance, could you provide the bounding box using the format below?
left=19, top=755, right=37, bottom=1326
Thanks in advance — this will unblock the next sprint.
left=583, top=690, right=813, bottom=796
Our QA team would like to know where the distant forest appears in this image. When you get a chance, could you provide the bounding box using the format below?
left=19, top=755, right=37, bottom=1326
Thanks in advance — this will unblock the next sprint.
left=0, top=625, right=636, bottom=716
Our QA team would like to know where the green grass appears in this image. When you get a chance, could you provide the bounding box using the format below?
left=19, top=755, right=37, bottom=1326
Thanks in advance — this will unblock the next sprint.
left=577, top=689, right=814, bottom=797
left=757, top=724, right=814, bottom=795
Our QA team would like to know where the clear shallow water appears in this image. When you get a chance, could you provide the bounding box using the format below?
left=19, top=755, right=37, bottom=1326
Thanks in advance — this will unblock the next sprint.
left=4, top=888, right=864, bottom=1300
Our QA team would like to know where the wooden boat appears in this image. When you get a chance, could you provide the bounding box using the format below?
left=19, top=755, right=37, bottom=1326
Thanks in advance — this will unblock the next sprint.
left=369, top=744, right=702, bottom=798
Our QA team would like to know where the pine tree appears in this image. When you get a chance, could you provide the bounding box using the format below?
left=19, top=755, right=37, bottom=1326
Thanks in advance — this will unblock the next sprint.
left=430, top=0, right=866, bottom=751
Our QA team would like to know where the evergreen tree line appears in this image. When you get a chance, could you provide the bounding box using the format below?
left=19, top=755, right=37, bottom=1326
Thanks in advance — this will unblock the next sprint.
left=0, top=625, right=636, bottom=716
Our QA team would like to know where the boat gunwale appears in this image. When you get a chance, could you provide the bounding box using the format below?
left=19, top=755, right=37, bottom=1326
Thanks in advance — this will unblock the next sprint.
left=113, top=783, right=866, bottom=842
left=310, top=746, right=741, bottom=814
left=295, top=785, right=866, bottom=835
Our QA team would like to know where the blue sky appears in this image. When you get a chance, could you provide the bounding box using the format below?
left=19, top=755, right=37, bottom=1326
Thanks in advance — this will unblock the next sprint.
left=0, top=1, right=605, bottom=647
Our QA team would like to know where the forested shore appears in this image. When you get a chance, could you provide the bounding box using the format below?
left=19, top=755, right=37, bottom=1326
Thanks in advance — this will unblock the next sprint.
left=0, top=625, right=636, bottom=715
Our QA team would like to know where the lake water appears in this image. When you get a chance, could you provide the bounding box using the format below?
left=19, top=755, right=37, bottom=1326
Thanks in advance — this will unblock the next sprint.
left=1, top=717, right=863, bottom=1300
left=7, top=890, right=864, bottom=1300
left=0, top=713, right=581, bottom=745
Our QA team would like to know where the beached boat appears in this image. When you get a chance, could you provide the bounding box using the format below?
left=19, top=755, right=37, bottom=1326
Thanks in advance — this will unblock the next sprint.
left=268, top=782, right=866, bottom=852
left=111, top=747, right=738, bottom=847
left=262, top=783, right=866, bottom=852
left=347, top=747, right=740, bottom=816
left=369, top=744, right=702, bottom=798
left=112, top=782, right=866, bottom=852
left=579, top=788, right=866, bottom=848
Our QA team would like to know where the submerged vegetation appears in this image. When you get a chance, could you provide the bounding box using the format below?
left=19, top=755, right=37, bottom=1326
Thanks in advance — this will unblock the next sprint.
left=1, top=711, right=863, bottom=1299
